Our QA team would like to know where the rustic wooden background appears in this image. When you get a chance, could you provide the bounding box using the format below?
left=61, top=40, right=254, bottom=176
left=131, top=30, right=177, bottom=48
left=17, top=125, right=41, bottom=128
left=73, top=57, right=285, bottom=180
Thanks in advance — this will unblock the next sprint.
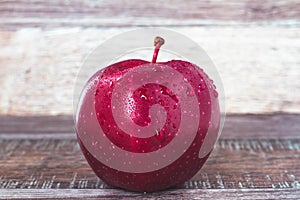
left=0, top=0, right=299, bottom=115
left=0, top=0, right=300, bottom=199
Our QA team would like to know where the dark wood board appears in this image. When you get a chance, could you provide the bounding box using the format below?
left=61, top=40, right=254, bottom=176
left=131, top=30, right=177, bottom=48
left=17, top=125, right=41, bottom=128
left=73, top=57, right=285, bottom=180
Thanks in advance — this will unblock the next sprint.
left=0, top=138, right=299, bottom=190
left=0, top=114, right=299, bottom=199
left=0, top=114, right=299, bottom=139
left=1, top=188, right=300, bottom=199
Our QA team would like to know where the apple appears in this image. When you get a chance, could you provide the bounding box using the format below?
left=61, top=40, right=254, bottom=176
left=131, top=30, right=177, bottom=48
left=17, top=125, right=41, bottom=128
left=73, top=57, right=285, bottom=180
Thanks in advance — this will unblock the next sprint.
left=76, top=36, right=220, bottom=192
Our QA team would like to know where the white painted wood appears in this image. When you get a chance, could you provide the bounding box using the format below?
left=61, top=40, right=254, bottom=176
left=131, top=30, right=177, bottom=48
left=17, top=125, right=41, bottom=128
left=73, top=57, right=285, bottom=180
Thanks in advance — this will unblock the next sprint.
left=0, top=27, right=299, bottom=115
left=1, top=0, right=300, bottom=29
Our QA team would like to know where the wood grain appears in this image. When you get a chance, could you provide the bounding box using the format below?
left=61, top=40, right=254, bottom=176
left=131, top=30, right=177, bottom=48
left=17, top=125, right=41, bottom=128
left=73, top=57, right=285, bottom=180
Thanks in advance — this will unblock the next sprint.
left=0, top=114, right=300, bottom=139
left=1, top=188, right=300, bottom=199
left=0, top=27, right=299, bottom=115
left=0, top=138, right=299, bottom=193
left=0, top=0, right=300, bottom=30
left=0, top=114, right=299, bottom=198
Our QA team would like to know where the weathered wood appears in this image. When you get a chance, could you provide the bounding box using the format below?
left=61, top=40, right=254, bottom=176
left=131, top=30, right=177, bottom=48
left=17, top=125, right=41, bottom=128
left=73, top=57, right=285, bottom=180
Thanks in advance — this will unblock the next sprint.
left=0, top=27, right=299, bottom=115
left=1, top=114, right=300, bottom=139
left=0, top=0, right=299, bottom=29
left=0, top=138, right=299, bottom=190
left=0, top=114, right=299, bottom=198
left=1, top=188, right=300, bottom=199
left=0, top=115, right=73, bottom=134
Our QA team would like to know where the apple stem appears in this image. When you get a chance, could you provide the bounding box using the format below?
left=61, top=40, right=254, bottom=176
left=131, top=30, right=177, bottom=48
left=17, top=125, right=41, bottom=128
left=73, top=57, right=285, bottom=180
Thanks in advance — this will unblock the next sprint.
left=152, top=36, right=165, bottom=63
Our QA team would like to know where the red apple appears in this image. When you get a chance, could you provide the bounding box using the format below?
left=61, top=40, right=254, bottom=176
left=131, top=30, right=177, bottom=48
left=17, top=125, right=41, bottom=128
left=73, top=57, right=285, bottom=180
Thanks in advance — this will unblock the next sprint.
left=76, top=36, right=220, bottom=192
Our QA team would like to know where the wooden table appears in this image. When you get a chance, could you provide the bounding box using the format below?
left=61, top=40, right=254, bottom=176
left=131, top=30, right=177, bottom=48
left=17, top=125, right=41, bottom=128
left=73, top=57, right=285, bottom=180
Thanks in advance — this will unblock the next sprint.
left=0, top=114, right=299, bottom=199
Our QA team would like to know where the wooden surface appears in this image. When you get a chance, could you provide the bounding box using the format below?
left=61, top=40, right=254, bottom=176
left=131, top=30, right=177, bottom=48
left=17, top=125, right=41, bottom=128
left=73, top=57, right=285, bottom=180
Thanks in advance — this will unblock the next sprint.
left=1, top=113, right=300, bottom=139
left=1, top=189, right=300, bottom=199
left=0, top=1, right=300, bottom=115
left=0, top=114, right=299, bottom=199
left=0, top=0, right=300, bottom=29
left=0, top=27, right=299, bottom=115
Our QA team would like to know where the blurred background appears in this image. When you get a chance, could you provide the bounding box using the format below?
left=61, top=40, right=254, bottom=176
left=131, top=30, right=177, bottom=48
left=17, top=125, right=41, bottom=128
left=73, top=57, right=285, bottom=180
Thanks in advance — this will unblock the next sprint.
left=0, top=0, right=299, bottom=117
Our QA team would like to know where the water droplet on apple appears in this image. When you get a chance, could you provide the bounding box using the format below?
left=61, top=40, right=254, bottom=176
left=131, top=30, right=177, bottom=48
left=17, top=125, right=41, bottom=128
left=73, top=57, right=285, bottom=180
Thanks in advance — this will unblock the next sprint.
left=160, top=87, right=169, bottom=95
left=158, top=100, right=165, bottom=106
left=92, top=141, right=98, bottom=150
left=214, top=90, right=219, bottom=97
left=173, top=103, right=178, bottom=109
left=95, top=89, right=100, bottom=96
left=186, top=87, right=194, bottom=97
left=183, top=77, right=188, bottom=82
left=155, top=129, right=164, bottom=141
left=153, top=66, right=163, bottom=72
left=173, top=123, right=177, bottom=128
left=198, top=83, right=206, bottom=91
left=139, top=90, right=149, bottom=102
left=141, top=94, right=147, bottom=100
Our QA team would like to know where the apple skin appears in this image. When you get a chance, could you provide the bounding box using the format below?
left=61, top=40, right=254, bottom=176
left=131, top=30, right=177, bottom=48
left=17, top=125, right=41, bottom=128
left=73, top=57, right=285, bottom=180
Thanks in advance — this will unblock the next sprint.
left=76, top=59, right=220, bottom=192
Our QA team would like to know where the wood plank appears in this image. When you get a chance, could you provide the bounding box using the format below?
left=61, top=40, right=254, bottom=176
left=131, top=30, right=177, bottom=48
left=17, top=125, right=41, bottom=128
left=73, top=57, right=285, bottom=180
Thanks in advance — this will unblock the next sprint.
left=0, top=114, right=299, bottom=198
left=0, top=0, right=300, bottom=29
left=1, top=188, right=300, bottom=199
left=0, top=138, right=299, bottom=190
left=0, top=27, right=299, bottom=115
left=1, top=114, right=299, bottom=139
left=0, top=115, right=73, bottom=134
